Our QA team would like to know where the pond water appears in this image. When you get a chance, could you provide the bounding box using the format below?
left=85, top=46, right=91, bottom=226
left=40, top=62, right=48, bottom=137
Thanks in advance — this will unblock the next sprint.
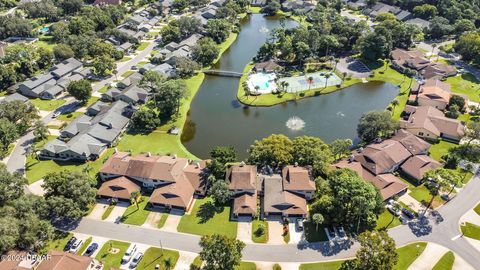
left=181, top=14, right=399, bottom=159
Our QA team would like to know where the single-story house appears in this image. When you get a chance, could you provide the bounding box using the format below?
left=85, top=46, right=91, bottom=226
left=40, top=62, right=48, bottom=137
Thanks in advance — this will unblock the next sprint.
left=281, top=165, right=316, bottom=200
left=263, top=175, right=308, bottom=218
left=1, top=93, right=29, bottom=103
left=227, top=164, right=258, bottom=217
left=36, top=250, right=94, bottom=270
left=401, top=155, right=442, bottom=181
left=97, top=176, right=141, bottom=201
left=253, top=59, right=281, bottom=73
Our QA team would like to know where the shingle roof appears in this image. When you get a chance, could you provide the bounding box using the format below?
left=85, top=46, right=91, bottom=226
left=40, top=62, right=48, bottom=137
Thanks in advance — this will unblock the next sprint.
left=401, top=155, right=442, bottom=181
left=149, top=177, right=195, bottom=209
left=401, top=106, right=465, bottom=139
left=354, top=139, right=412, bottom=175
left=97, top=176, right=140, bottom=200
left=36, top=250, right=92, bottom=270
left=227, top=165, right=257, bottom=190
left=281, top=165, right=315, bottom=192
left=263, top=175, right=307, bottom=216
left=391, top=129, right=431, bottom=155
left=233, top=191, right=257, bottom=216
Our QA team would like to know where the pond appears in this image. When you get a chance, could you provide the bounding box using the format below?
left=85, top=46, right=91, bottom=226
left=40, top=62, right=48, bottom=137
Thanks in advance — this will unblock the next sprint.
left=181, top=14, right=399, bottom=159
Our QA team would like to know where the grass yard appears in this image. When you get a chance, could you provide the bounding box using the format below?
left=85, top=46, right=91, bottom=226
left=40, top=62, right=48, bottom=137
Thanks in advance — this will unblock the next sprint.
left=191, top=256, right=202, bottom=269
left=461, top=222, right=480, bottom=240
left=98, top=85, right=110, bottom=93
left=157, top=213, right=168, bottom=228
left=30, top=98, right=66, bottom=111
left=85, top=96, right=100, bottom=107
left=95, top=240, right=130, bottom=270
left=236, top=262, right=256, bottom=270
left=429, top=140, right=458, bottom=162
left=474, top=203, right=480, bottom=216
left=395, top=242, right=427, bottom=270
left=121, top=196, right=150, bottom=225
left=77, top=237, right=92, bottom=255
left=57, top=111, right=83, bottom=122
left=252, top=219, right=268, bottom=243
left=212, top=32, right=238, bottom=65
left=375, top=209, right=402, bottom=230
left=137, top=42, right=150, bottom=51
left=303, top=221, right=328, bottom=242
left=118, top=56, right=132, bottom=62
left=432, top=251, right=455, bottom=270
left=136, top=247, right=179, bottom=270
left=445, top=73, right=480, bottom=103
left=102, top=204, right=115, bottom=220
left=177, top=198, right=237, bottom=238
left=299, top=260, right=346, bottom=270
left=41, top=231, right=72, bottom=254
left=409, top=185, right=443, bottom=208
left=121, top=70, right=135, bottom=78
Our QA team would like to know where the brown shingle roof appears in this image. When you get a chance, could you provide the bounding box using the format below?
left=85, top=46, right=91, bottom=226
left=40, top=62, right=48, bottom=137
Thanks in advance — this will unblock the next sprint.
left=401, top=106, right=465, bottom=139
left=401, top=155, right=442, bottom=181
left=99, top=151, right=131, bottom=175
left=149, top=177, right=194, bottom=209
left=354, top=139, right=412, bottom=175
left=254, top=59, right=280, bottom=72
left=281, top=166, right=316, bottom=192
left=233, top=191, right=257, bottom=216
left=183, top=160, right=208, bottom=195
left=97, top=176, right=140, bottom=200
left=36, top=251, right=92, bottom=270
left=227, top=165, right=257, bottom=190
left=391, top=129, right=431, bottom=155
left=263, top=176, right=307, bottom=216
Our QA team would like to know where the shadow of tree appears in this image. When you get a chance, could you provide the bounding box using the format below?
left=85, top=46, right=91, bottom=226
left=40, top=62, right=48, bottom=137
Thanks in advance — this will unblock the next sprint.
left=196, top=201, right=218, bottom=223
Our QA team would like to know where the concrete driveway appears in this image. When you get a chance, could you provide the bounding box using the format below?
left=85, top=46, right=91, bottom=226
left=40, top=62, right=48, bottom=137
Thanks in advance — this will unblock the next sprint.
left=28, top=179, right=45, bottom=196
left=162, top=209, right=183, bottom=232
left=267, top=218, right=285, bottom=244
left=105, top=202, right=129, bottom=223
left=119, top=243, right=150, bottom=270
left=399, top=193, right=424, bottom=213
left=142, top=211, right=163, bottom=228
left=408, top=242, right=448, bottom=270
left=88, top=202, right=110, bottom=220
left=237, top=217, right=253, bottom=244
left=288, top=221, right=303, bottom=244
left=173, top=251, right=198, bottom=270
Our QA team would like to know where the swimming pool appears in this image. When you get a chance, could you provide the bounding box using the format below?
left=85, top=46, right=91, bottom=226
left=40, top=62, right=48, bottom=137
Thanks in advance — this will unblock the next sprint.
left=246, top=72, right=277, bottom=94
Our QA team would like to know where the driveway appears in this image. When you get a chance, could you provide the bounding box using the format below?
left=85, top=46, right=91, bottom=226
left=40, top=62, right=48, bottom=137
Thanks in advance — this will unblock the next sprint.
left=142, top=211, right=163, bottom=228
left=237, top=217, right=253, bottom=244
left=119, top=243, right=150, bottom=270
left=399, top=193, right=424, bottom=213
left=28, top=179, right=45, bottom=196
left=173, top=250, right=198, bottom=270
left=460, top=209, right=480, bottom=225
left=452, top=252, right=476, bottom=270
left=88, top=236, right=109, bottom=258
left=267, top=218, right=285, bottom=244
left=104, top=202, right=129, bottom=223
left=88, top=202, right=110, bottom=220
left=407, top=242, right=448, bottom=270
left=288, top=221, right=303, bottom=244
left=162, top=209, right=183, bottom=232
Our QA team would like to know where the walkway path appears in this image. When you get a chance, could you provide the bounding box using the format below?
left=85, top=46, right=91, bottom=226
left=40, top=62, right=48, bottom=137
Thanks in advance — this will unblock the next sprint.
left=407, top=242, right=448, bottom=270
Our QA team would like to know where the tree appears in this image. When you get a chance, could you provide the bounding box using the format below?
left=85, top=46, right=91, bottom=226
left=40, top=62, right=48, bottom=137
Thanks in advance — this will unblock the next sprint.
left=413, top=4, right=438, bottom=20
left=42, top=170, right=96, bottom=221
left=139, top=70, right=165, bottom=92
left=208, top=180, right=233, bottom=206
left=248, top=134, right=293, bottom=167
left=390, top=99, right=399, bottom=115
left=210, top=146, right=237, bottom=165
left=356, top=32, right=390, bottom=61
left=330, top=139, right=353, bottom=160
left=357, top=111, right=399, bottom=143
left=342, top=231, right=397, bottom=270
left=175, top=57, right=200, bottom=78
left=455, top=32, right=480, bottom=64
left=130, top=191, right=140, bottom=209
left=0, top=15, right=34, bottom=40
left=0, top=100, right=39, bottom=134
left=149, top=80, right=188, bottom=119
left=448, top=95, right=466, bottom=112
left=53, top=44, right=75, bottom=61
left=33, top=121, right=49, bottom=142
left=205, top=19, right=232, bottom=44
left=464, top=121, right=480, bottom=147
left=424, top=168, right=461, bottom=211
left=37, top=47, right=54, bottom=70
left=130, top=107, right=161, bottom=132
left=93, top=55, right=115, bottom=77
left=51, top=21, right=70, bottom=43
left=292, top=136, right=333, bottom=175
left=324, top=73, right=331, bottom=88
left=192, top=37, right=220, bottom=67
left=0, top=118, right=19, bottom=157
left=312, top=213, right=324, bottom=231
left=199, top=234, right=245, bottom=270
left=261, top=0, right=280, bottom=16
left=0, top=216, right=20, bottom=254
left=0, top=164, right=27, bottom=206
left=67, top=79, right=92, bottom=104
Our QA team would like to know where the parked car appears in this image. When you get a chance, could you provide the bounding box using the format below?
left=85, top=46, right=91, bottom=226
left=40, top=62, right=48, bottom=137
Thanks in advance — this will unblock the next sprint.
left=122, top=244, right=137, bottom=264
left=441, top=194, right=450, bottom=201
left=70, top=239, right=83, bottom=253
left=399, top=216, right=408, bottom=224
left=64, top=237, right=77, bottom=251
left=84, top=243, right=99, bottom=256
left=129, top=252, right=144, bottom=269
left=401, top=208, right=415, bottom=219
left=52, top=111, right=61, bottom=118
left=295, top=218, right=304, bottom=231
left=387, top=205, right=401, bottom=216
left=131, top=66, right=138, bottom=70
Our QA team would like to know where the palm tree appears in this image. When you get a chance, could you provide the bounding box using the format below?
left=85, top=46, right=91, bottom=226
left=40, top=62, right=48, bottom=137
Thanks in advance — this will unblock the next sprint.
left=254, top=85, right=260, bottom=95
left=312, top=213, right=324, bottom=231
left=384, top=58, right=390, bottom=72
left=164, top=257, right=172, bottom=270
left=391, top=99, right=399, bottom=115
left=430, top=43, right=437, bottom=59
left=130, top=191, right=140, bottom=209
left=324, top=73, right=331, bottom=88
left=33, top=121, right=49, bottom=142
left=284, top=82, right=289, bottom=92
left=307, top=76, right=314, bottom=90
left=333, top=58, right=339, bottom=71
left=113, top=69, right=118, bottom=81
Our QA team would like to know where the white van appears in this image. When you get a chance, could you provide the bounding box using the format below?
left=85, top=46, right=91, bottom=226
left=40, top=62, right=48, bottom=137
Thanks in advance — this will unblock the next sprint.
left=122, top=244, right=137, bottom=264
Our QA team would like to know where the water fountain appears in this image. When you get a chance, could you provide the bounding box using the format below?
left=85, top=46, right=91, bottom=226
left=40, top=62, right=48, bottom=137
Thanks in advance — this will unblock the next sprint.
left=286, top=116, right=305, bottom=131
left=259, top=26, right=269, bottom=33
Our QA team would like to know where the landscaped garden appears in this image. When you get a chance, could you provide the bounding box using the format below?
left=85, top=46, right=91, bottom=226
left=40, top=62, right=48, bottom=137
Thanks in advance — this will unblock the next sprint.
left=95, top=240, right=131, bottom=270
left=252, top=219, right=268, bottom=243
left=177, top=198, right=237, bottom=238
left=136, top=247, right=179, bottom=270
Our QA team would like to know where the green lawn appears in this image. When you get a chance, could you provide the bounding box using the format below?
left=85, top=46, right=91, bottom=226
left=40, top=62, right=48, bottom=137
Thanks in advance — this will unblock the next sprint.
left=121, top=196, right=150, bottom=225
left=102, top=204, right=115, bottom=220
left=96, top=240, right=131, bottom=270
left=429, top=140, right=458, bottom=162
left=252, top=219, right=268, bottom=243
left=303, top=221, right=328, bottom=242
left=236, top=262, right=256, bottom=270
left=409, top=185, right=443, bottom=208
left=461, top=222, right=480, bottom=240
left=77, top=237, right=92, bottom=255
left=121, top=70, right=135, bottom=78
left=375, top=209, right=402, bottom=230
left=177, top=197, right=237, bottom=238
left=118, top=56, right=132, bottom=62
left=137, top=42, right=150, bottom=51
left=191, top=256, right=202, bottom=269
left=41, top=231, right=72, bottom=254
left=85, top=96, right=100, bottom=107
left=445, top=73, right=480, bottom=103
left=136, top=247, right=179, bottom=270
left=474, top=203, right=480, bottom=216
left=432, top=251, right=455, bottom=270
left=157, top=213, right=168, bottom=228
left=299, top=260, right=346, bottom=270
left=30, top=98, right=66, bottom=111
left=395, top=242, right=427, bottom=270
left=57, top=111, right=83, bottom=123
left=98, top=85, right=110, bottom=93
left=212, top=32, right=239, bottom=65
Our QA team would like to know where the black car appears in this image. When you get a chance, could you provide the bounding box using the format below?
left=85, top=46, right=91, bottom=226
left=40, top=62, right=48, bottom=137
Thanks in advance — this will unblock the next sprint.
left=64, top=237, right=77, bottom=251
left=402, top=208, right=415, bottom=219
left=84, top=243, right=99, bottom=256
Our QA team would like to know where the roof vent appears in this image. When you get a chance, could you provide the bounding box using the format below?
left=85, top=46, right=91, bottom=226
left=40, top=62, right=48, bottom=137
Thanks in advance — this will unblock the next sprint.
left=173, top=154, right=177, bottom=159
left=240, top=161, right=245, bottom=167
left=294, top=162, right=298, bottom=167
left=147, top=152, right=151, bottom=157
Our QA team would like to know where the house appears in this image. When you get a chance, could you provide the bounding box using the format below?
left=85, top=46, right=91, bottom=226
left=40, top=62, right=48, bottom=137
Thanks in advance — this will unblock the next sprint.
left=128, top=14, right=148, bottom=29
left=400, top=105, right=465, bottom=141
left=251, top=0, right=267, bottom=7
left=99, top=152, right=208, bottom=211
left=263, top=175, right=308, bottom=218
left=390, top=129, right=431, bottom=156
left=164, top=47, right=191, bottom=65
left=117, top=85, right=149, bottom=104
left=253, top=59, right=281, bottom=73
left=40, top=85, right=64, bottom=100
left=281, top=165, right=316, bottom=200
left=117, top=42, right=134, bottom=55
left=41, top=133, right=107, bottom=161
left=139, top=63, right=176, bottom=78
left=102, top=88, right=123, bottom=101
left=227, top=164, right=258, bottom=217
left=87, top=100, right=110, bottom=116
left=211, top=0, right=226, bottom=7
left=1, top=93, right=29, bottom=103
left=97, top=176, right=141, bottom=201
left=201, top=8, right=217, bottom=19
left=36, top=250, right=95, bottom=270
left=94, top=0, right=121, bottom=5
left=416, top=82, right=451, bottom=110
left=405, top=18, right=430, bottom=29
left=391, top=48, right=456, bottom=79
left=0, top=250, right=37, bottom=270
left=401, top=155, right=442, bottom=181
left=420, top=63, right=457, bottom=80
left=60, top=114, right=93, bottom=139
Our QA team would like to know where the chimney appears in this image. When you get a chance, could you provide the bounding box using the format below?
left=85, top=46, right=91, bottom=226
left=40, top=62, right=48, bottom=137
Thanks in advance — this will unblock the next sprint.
left=147, top=152, right=151, bottom=157
left=240, top=161, right=245, bottom=167
left=348, top=155, right=354, bottom=162
left=173, top=154, right=177, bottom=159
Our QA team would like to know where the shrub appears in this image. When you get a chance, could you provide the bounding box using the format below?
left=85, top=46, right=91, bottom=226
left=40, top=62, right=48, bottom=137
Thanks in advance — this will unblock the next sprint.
left=273, top=264, right=282, bottom=270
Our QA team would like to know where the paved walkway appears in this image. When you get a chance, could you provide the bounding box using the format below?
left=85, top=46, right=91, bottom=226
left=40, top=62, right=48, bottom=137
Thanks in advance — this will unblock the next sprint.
left=407, top=242, right=448, bottom=270
left=173, top=250, right=197, bottom=270
left=104, top=202, right=129, bottom=223
left=452, top=252, right=475, bottom=270
left=237, top=218, right=253, bottom=244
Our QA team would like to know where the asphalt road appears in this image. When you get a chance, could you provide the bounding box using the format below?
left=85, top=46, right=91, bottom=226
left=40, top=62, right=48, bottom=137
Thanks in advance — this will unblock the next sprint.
left=72, top=175, right=480, bottom=264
